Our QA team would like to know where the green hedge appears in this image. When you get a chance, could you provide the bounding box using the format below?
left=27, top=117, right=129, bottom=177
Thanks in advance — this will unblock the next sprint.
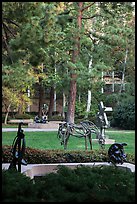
left=2, top=165, right=135, bottom=202
left=111, top=100, right=135, bottom=130
left=2, top=145, right=135, bottom=164
left=2, top=169, right=39, bottom=202
left=35, top=165, right=135, bottom=202
left=14, top=113, right=33, bottom=119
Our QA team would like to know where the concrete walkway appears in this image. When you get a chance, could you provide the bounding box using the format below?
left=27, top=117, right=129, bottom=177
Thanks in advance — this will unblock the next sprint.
left=2, top=128, right=58, bottom=132
left=2, top=121, right=63, bottom=132
left=2, top=162, right=135, bottom=179
left=2, top=127, right=134, bottom=133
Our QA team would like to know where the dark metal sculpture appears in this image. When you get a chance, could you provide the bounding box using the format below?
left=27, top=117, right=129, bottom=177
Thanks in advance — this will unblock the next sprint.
left=34, top=115, right=47, bottom=123
left=96, top=101, right=112, bottom=148
left=57, top=101, right=113, bottom=150
left=8, top=122, right=27, bottom=172
left=108, top=143, right=127, bottom=165
left=57, top=121, right=100, bottom=150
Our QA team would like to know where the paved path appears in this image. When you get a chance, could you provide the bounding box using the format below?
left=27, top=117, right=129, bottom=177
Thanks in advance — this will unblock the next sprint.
left=2, top=128, right=58, bottom=132
left=2, top=128, right=134, bottom=133
left=2, top=162, right=135, bottom=179
left=2, top=121, right=63, bottom=132
left=2, top=121, right=135, bottom=133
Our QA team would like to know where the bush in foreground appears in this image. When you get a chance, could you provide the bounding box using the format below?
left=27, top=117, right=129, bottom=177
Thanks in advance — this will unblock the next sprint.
left=2, top=165, right=135, bottom=202
left=2, top=169, right=39, bottom=202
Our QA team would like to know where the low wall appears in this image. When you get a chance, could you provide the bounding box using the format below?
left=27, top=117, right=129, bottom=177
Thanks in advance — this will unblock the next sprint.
left=28, top=121, right=64, bottom=129
left=8, top=119, right=34, bottom=124
left=2, top=162, right=135, bottom=180
left=23, top=162, right=135, bottom=179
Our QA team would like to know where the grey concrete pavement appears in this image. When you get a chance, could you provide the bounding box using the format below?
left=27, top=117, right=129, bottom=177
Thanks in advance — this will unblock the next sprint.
left=2, top=121, right=63, bottom=132
left=2, top=128, right=134, bottom=133
left=2, top=162, right=135, bottom=179
left=2, top=128, right=58, bottom=132
left=2, top=121, right=135, bottom=133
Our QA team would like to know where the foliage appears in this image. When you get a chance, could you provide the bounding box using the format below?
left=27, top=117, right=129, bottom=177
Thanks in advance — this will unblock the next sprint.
left=2, top=2, right=61, bottom=117
left=103, top=93, right=119, bottom=108
left=75, top=85, right=104, bottom=121
left=2, top=165, right=135, bottom=202
left=48, top=115, right=64, bottom=121
left=2, top=145, right=135, bottom=164
left=75, top=101, right=99, bottom=123
left=2, top=169, right=38, bottom=202
left=75, top=101, right=87, bottom=119
left=111, top=99, right=135, bottom=130
left=2, top=2, right=135, bottom=122
left=103, top=83, right=135, bottom=109
left=36, top=165, right=135, bottom=202
left=2, top=63, right=33, bottom=118
left=14, top=113, right=32, bottom=119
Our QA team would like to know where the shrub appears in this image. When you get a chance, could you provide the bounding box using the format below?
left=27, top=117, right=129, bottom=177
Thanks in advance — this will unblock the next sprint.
left=2, top=169, right=39, bottom=202
left=75, top=101, right=87, bottom=119
left=2, top=165, right=135, bottom=202
left=75, top=102, right=98, bottom=124
left=2, top=145, right=135, bottom=164
left=33, top=165, right=135, bottom=202
left=111, top=100, right=135, bottom=130
left=48, top=115, right=64, bottom=121
left=14, top=113, right=32, bottom=119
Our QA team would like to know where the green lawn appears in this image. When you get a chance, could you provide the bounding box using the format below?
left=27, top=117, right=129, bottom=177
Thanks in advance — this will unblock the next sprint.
left=2, top=130, right=135, bottom=154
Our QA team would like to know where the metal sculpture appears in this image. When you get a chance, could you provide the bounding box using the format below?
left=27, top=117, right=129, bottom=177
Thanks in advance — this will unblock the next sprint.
left=108, top=143, right=127, bottom=165
left=57, top=121, right=99, bottom=150
left=34, top=115, right=47, bottom=123
left=57, top=101, right=113, bottom=150
left=8, top=122, right=27, bottom=172
left=96, top=101, right=112, bottom=148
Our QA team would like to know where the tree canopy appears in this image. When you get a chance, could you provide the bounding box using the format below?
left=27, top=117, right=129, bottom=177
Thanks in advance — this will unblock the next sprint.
left=2, top=2, right=135, bottom=123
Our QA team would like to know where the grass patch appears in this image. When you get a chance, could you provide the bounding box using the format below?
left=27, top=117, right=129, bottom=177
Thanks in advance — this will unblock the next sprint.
left=106, top=131, right=135, bottom=155
left=2, top=130, right=135, bottom=154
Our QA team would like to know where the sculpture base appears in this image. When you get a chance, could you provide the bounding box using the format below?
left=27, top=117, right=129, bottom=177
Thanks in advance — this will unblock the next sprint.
left=28, top=121, right=64, bottom=129
left=28, top=123, right=48, bottom=129
left=93, top=139, right=115, bottom=144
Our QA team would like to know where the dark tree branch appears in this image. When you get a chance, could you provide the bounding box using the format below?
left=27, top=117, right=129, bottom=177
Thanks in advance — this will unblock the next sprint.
left=82, top=14, right=100, bottom=20
left=3, top=17, right=19, bottom=27
left=81, top=2, right=95, bottom=12
left=84, top=32, right=98, bottom=44
left=3, top=22, right=16, bottom=37
left=2, top=24, right=13, bottom=64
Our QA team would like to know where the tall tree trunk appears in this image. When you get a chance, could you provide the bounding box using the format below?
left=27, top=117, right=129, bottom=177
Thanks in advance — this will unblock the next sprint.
left=62, top=91, right=66, bottom=119
left=38, top=77, right=44, bottom=117
left=66, top=2, right=83, bottom=123
left=67, top=73, right=77, bottom=123
left=4, top=103, right=11, bottom=125
left=27, top=88, right=31, bottom=112
left=85, top=57, right=93, bottom=118
left=53, top=66, right=57, bottom=112
left=86, top=90, right=92, bottom=117
left=120, top=49, right=128, bottom=92
left=53, top=86, right=56, bottom=112
left=48, top=86, right=54, bottom=118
